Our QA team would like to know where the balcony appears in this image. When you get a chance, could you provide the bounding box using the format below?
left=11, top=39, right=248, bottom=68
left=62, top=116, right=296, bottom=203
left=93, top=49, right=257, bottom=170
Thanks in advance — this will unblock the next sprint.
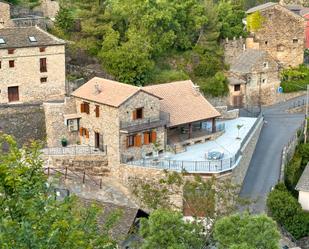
left=120, top=111, right=170, bottom=133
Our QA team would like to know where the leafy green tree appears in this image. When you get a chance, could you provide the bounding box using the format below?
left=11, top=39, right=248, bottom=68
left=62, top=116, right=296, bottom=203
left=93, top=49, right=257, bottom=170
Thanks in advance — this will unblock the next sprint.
left=200, top=72, right=229, bottom=97
left=139, top=209, right=205, bottom=249
left=55, top=7, right=74, bottom=33
left=0, top=134, right=118, bottom=248
left=217, top=1, right=247, bottom=39
left=214, top=213, right=280, bottom=249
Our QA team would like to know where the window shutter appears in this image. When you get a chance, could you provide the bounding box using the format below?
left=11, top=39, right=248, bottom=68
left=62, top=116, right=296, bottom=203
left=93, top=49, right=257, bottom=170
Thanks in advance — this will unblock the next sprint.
left=132, top=110, right=137, bottom=120
left=86, top=103, right=90, bottom=114
left=135, top=135, right=142, bottom=147
left=79, top=127, right=83, bottom=136
left=144, top=133, right=150, bottom=145
left=80, top=103, right=85, bottom=113
left=95, top=105, right=100, bottom=117
left=151, top=131, right=157, bottom=143
left=126, top=137, right=130, bottom=148
left=85, top=129, right=89, bottom=138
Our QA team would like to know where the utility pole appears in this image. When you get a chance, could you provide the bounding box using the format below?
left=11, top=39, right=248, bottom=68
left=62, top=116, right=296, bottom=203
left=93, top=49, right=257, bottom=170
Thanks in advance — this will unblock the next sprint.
left=305, top=84, right=309, bottom=143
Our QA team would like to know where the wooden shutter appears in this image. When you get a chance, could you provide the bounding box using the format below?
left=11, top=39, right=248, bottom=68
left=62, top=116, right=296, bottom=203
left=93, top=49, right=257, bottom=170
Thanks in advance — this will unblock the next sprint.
left=85, top=103, right=90, bottom=114
left=80, top=103, right=85, bottom=113
left=95, top=105, right=100, bottom=117
left=151, top=131, right=157, bottom=143
left=126, top=137, right=130, bottom=148
left=134, top=135, right=142, bottom=147
left=144, top=133, right=150, bottom=145
left=85, top=129, right=89, bottom=138
left=40, top=58, right=47, bottom=72
left=79, top=127, right=83, bottom=136
left=132, top=110, right=137, bottom=120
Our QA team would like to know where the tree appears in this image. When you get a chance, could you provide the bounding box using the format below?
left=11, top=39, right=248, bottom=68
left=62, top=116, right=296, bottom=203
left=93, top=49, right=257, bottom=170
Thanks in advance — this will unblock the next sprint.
left=214, top=213, right=280, bottom=249
left=55, top=7, right=74, bottom=34
left=139, top=209, right=205, bottom=249
left=217, top=1, right=247, bottom=39
left=0, top=134, right=118, bottom=248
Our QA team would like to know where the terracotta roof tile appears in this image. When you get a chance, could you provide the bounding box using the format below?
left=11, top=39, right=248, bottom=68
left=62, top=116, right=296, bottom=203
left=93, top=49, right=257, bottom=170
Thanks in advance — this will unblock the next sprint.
left=143, top=80, right=221, bottom=127
left=72, top=77, right=146, bottom=107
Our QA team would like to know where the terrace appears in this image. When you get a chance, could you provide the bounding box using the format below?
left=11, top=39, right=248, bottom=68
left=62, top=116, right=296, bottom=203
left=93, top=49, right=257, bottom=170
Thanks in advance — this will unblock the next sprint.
left=122, top=116, right=262, bottom=173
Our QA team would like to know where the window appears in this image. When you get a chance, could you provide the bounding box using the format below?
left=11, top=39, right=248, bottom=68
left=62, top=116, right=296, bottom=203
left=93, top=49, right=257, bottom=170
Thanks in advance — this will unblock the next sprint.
left=234, top=84, right=241, bottom=92
left=95, top=105, right=100, bottom=117
left=127, top=134, right=142, bottom=148
left=133, top=107, right=143, bottom=120
left=40, top=77, right=47, bottom=83
left=0, top=61, right=1, bottom=69
left=264, top=41, right=268, bottom=45
left=80, top=102, right=90, bottom=114
left=8, top=86, right=19, bottom=102
left=293, top=38, right=298, bottom=44
left=262, top=78, right=267, bottom=84
left=9, top=60, right=14, bottom=68
left=0, top=38, right=5, bottom=44
left=127, top=135, right=135, bottom=147
left=40, top=58, right=47, bottom=72
left=144, top=130, right=157, bottom=145
left=28, top=36, right=37, bottom=42
left=39, top=47, right=46, bottom=52
left=8, top=49, right=14, bottom=54
left=144, top=132, right=150, bottom=145
left=263, top=62, right=268, bottom=68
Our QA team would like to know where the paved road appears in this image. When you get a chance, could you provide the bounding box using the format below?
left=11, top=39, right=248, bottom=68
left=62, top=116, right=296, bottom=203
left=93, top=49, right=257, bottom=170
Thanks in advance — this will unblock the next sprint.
left=239, top=95, right=306, bottom=213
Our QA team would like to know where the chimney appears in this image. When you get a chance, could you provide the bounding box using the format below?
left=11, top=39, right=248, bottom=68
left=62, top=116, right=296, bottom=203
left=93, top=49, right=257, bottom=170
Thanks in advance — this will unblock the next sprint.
left=193, top=85, right=200, bottom=96
left=94, top=84, right=102, bottom=95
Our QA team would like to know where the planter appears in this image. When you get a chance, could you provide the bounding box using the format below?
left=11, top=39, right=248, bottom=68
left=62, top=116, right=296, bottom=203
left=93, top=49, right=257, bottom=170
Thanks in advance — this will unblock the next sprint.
left=61, top=138, right=68, bottom=147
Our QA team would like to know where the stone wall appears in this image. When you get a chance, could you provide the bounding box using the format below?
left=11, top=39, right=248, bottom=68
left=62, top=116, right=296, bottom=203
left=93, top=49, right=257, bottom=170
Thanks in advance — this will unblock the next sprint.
left=252, top=4, right=305, bottom=68
left=112, top=164, right=183, bottom=210
left=0, top=2, right=13, bottom=29
left=35, top=0, right=59, bottom=19
left=231, top=116, right=264, bottom=186
left=0, top=44, right=66, bottom=104
left=222, top=37, right=246, bottom=65
left=43, top=97, right=78, bottom=147
left=43, top=154, right=110, bottom=176
left=216, top=106, right=239, bottom=119
left=0, top=103, right=46, bottom=145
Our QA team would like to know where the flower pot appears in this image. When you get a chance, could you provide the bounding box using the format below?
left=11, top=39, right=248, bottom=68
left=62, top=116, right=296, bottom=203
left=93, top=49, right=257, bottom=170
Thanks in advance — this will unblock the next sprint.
left=61, top=139, right=68, bottom=147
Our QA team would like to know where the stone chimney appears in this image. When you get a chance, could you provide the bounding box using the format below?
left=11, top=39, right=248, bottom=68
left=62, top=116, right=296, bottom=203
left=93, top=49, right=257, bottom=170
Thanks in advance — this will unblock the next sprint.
left=94, top=84, right=102, bottom=95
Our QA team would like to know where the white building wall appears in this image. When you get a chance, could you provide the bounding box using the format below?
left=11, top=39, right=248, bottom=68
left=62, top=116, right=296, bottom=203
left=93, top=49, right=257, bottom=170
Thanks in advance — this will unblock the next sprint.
left=298, top=191, right=309, bottom=211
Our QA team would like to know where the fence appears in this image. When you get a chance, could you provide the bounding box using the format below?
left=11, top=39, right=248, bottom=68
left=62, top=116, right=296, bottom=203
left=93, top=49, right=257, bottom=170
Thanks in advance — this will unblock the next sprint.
left=123, top=114, right=263, bottom=173
left=44, top=167, right=103, bottom=189
left=41, top=145, right=107, bottom=156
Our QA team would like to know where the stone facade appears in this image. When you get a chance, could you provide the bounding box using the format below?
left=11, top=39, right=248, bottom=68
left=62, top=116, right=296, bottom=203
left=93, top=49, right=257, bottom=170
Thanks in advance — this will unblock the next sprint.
left=43, top=97, right=78, bottom=147
left=35, top=0, right=60, bottom=19
left=249, top=4, right=305, bottom=67
left=0, top=2, right=13, bottom=29
left=229, top=51, right=281, bottom=106
left=0, top=44, right=66, bottom=104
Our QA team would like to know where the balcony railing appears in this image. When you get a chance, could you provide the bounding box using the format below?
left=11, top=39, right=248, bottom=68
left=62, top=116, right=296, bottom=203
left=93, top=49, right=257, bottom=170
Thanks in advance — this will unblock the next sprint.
left=120, top=111, right=170, bottom=132
left=41, top=145, right=107, bottom=156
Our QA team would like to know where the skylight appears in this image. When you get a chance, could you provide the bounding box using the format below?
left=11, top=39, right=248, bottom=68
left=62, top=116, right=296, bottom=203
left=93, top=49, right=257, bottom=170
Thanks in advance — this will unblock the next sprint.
left=29, top=36, right=37, bottom=42
left=0, top=38, right=5, bottom=45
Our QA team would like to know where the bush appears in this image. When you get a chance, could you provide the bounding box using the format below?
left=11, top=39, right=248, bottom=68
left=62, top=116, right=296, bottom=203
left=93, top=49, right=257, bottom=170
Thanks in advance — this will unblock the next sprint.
left=148, top=69, right=190, bottom=84
left=281, top=64, right=309, bottom=93
left=267, top=187, right=309, bottom=239
left=285, top=153, right=302, bottom=194
left=199, top=72, right=229, bottom=97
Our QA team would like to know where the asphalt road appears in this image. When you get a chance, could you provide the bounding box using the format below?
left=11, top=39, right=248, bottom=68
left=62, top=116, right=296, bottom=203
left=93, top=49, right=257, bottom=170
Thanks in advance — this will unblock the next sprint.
left=239, top=95, right=306, bottom=213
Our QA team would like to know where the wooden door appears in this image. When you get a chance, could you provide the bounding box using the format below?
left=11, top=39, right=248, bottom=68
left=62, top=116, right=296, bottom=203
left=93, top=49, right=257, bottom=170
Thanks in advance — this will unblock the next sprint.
left=8, top=86, right=19, bottom=102
left=233, top=95, right=243, bottom=107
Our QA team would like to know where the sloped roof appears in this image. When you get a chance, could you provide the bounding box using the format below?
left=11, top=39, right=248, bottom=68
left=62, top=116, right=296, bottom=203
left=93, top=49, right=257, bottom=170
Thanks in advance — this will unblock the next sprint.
left=143, top=80, right=221, bottom=127
left=0, top=26, right=65, bottom=49
left=230, top=49, right=267, bottom=74
left=228, top=75, right=246, bottom=85
left=296, top=164, right=309, bottom=192
left=246, top=2, right=277, bottom=14
left=71, top=77, right=161, bottom=108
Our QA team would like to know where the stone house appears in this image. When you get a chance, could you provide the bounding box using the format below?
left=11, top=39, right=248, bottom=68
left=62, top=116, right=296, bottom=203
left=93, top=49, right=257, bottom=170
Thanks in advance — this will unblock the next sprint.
left=246, top=2, right=306, bottom=67
left=35, top=0, right=60, bottom=20
left=296, top=164, right=309, bottom=211
left=228, top=49, right=280, bottom=107
left=47, top=78, right=220, bottom=167
left=0, top=26, right=66, bottom=104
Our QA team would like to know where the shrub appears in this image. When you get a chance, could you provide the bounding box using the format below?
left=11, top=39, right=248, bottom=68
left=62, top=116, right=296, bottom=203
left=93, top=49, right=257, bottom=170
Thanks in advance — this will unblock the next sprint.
left=148, top=69, right=189, bottom=84
left=281, top=64, right=309, bottom=93
left=267, top=187, right=309, bottom=239
left=199, top=72, right=229, bottom=97
left=285, top=153, right=302, bottom=194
